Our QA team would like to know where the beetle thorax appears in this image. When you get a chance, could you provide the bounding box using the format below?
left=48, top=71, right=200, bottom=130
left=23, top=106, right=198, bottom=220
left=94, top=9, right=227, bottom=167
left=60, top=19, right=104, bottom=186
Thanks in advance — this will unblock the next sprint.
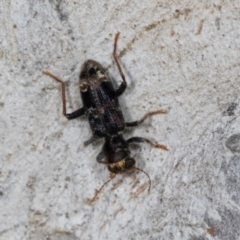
left=79, top=60, right=108, bottom=92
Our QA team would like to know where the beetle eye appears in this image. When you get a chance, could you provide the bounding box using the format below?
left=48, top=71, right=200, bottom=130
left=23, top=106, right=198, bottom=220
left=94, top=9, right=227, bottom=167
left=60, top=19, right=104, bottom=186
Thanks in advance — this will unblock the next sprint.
left=88, top=68, right=96, bottom=76
left=125, top=158, right=135, bottom=169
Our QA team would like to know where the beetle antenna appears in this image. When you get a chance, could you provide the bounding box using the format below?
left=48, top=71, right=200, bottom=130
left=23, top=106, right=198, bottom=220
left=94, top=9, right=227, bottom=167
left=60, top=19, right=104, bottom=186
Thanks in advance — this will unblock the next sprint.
left=88, top=174, right=116, bottom=205
left=133, top=167, right=151, bottom=194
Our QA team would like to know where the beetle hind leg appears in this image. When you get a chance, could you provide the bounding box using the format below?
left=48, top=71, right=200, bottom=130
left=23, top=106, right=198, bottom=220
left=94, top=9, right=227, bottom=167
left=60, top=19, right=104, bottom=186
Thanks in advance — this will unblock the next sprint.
left=127, top=137, right=168, bottom=151
left=125, top=110, right=166, bottom=127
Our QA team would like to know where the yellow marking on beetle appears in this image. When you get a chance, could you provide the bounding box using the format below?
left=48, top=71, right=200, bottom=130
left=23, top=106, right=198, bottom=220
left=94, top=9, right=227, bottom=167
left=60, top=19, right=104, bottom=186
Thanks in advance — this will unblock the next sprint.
left=109, top=159, right=125, bottom=170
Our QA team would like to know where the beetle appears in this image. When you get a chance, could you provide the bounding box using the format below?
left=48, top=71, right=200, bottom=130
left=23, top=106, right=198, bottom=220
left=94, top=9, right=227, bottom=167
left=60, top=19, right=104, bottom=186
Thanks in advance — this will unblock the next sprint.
left=43, top=32, right=168, bottom=203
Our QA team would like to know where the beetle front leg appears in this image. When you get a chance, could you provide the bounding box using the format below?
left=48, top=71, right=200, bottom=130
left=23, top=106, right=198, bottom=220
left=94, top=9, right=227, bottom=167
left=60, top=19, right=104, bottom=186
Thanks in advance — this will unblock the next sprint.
left=125, top=110, right=166, bottom=127
left=113, top=32, right=127, bottom=96
left=43, top=71, right=85, bottom=120
left=127, top=137, right=168, bottom=151
left=65, top=108, right=85, bottom=119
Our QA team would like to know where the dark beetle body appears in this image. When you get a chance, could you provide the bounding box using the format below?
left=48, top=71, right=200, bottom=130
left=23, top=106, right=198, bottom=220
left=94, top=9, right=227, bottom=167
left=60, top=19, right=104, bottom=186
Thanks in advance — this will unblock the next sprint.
left=78, top=59, right=135, bottom=173
left=80, top=60, right=125, bottom=138
left=43, top=33, right=167, bottom=197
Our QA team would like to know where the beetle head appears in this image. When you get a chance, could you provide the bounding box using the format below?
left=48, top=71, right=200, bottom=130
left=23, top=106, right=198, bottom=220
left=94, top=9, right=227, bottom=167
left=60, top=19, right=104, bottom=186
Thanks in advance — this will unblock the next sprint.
left=103, top=135, right=136, bottom=173
left=79, top=60, right=107, bottom=91
left=108, top=157, right=136, bottom=173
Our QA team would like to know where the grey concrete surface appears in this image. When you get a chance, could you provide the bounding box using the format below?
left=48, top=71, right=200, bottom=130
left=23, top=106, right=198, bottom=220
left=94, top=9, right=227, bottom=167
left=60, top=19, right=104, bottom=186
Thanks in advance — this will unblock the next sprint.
left=1, top=0, right=240, bottom=239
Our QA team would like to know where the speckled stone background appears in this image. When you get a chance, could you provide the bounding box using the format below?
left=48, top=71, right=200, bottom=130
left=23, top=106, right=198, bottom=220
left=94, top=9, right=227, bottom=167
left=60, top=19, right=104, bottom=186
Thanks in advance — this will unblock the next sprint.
left=1, top=1, right=240, bottom=239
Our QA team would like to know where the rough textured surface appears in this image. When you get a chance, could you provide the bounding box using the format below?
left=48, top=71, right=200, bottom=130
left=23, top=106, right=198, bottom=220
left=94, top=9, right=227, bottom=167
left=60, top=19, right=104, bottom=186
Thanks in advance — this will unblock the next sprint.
left=1, top=0, right=240, bottom=239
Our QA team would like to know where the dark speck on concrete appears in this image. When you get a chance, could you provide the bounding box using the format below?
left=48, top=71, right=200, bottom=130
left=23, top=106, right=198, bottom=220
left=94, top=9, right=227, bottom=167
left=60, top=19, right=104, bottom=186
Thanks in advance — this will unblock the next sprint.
left=223, top=102, right=238, bottom=116
left=226, top=134, right=240, bottom=153
left=204, top=209, right=240, bottom=240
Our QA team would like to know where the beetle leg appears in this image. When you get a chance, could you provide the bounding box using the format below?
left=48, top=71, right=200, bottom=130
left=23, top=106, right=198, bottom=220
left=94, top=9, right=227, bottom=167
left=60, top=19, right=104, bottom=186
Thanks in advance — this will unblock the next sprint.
left=84, top=136, right=98, bottom=146
left=113, top=32, right=127, bottom=96
left=96, top=151, right=108, bottom=164
left=43, top=71, right=85, bottom=120
left=125, top=110, right=166, bottom=127
left=65, top=108, right=85, bottom=119
left=127, top=137, right=168, bottom=151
